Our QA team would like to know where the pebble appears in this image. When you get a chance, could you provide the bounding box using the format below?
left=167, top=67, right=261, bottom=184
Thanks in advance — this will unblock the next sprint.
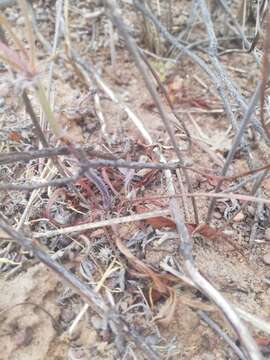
left=263, top=252, right=270, bottom=265
left=265, top=228, right=270, bottom=241
left=16, top=16, right=24, bottom=26
left=233, top=211, right=245, bottom=222
left=0, top=97, right=4, bottom=108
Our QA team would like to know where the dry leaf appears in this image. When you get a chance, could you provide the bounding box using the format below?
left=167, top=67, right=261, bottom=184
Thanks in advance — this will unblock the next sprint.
left=8, top=131, right=22, bottom=142
left=112, top=225, right=168, bottom=294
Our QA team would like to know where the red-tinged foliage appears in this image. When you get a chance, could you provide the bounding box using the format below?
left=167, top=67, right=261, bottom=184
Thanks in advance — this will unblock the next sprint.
left=8, top=131, right=22, bottom=142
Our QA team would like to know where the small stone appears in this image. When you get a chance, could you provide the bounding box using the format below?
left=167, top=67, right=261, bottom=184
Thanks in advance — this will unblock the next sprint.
left=16, top=17, right=24, bottom=26
left=263, top=252, right=270, bottom=265
left=265, top=228, right=270, bottom=241
left=0, top=97, right=4, bottom=107
left=233, top=211, right=245, bottom=222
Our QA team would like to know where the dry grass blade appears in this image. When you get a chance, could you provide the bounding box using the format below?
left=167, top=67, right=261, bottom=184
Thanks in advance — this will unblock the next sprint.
left=33, top=209, right=171, bottom=238
left=153, top=288, right=177, bottom=326
left=18, top=0, right=36, bottom=70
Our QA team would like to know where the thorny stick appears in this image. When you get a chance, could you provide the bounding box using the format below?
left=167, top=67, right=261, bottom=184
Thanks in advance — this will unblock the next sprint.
left=105, top=0, right=199, bottom=224
left=3, top=145, right=270, bottom=177
left=0, top=174, right=80, bottom=191
left=217, top=0, right=252, bottom=50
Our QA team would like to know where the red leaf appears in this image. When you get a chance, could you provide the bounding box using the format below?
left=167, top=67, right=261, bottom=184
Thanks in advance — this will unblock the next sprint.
left=135, top=204, right=176, bottom=229
left=8, top=131, right=22, bottom=142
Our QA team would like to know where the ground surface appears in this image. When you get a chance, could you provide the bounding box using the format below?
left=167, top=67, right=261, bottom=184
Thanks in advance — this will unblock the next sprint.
left=1, top=0, right=270, bottom=359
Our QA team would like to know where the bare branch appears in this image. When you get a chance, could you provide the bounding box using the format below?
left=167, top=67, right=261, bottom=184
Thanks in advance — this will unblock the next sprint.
left=0, top=145, right=98, bottom=165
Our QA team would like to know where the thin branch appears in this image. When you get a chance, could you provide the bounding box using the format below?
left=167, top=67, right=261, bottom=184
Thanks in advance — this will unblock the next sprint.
left=184, top=261, right=262, bottom=360
left=0, top=145, right=99, bottom=165
left=163, top=260, right=270, bottom=335
left=0, top=174, right=80, bottom=191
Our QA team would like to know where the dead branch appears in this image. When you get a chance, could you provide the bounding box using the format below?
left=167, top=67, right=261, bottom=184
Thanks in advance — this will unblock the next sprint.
left=0, top=145, right=99, bottom=165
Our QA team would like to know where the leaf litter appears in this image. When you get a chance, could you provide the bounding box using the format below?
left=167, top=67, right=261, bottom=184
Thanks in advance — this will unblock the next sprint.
left=1, top=0, right=270, bottom=359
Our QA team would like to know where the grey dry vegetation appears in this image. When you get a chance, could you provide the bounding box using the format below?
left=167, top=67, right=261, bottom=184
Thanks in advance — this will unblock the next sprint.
left=1, top=0, right=270, bottom=359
